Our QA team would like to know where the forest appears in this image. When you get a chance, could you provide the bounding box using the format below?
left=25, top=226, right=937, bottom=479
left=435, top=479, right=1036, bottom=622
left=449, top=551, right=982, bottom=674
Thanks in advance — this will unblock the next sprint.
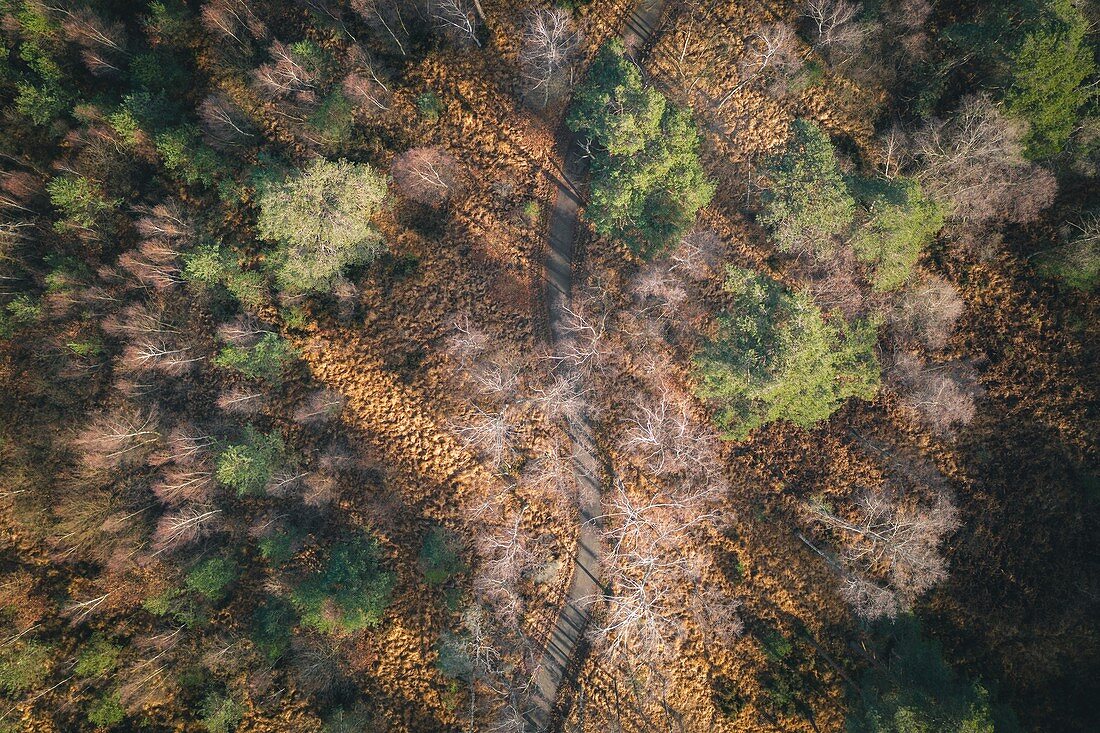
left=0, top=0, right=1096, bottom=731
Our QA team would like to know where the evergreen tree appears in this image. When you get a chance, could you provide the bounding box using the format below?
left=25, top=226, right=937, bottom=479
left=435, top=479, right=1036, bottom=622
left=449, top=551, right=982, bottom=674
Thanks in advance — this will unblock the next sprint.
left=693, top=266, right=880, bottom=439
left=291, top=535, right=395, bottom=634
left=257, top=158, right=388, bottom=294
left=567, top=40, right=713, bottom=258
left=852, top=177, right=945, bottom=292
left=760, top=119, right=855, bottom=259
left=215, top=427, right=285, bottom=496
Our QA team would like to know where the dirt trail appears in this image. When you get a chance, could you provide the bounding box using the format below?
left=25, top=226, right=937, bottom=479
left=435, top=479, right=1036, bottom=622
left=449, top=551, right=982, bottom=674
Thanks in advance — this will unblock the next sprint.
left=525, top=0, right=667, bottom=729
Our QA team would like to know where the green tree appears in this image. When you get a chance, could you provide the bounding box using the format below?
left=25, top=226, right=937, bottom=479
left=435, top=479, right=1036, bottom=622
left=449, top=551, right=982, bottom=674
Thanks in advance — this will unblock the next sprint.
left=200, top=692, right=243, bottom=733
left=761, top=119, right=855, bottom=259
left=256, top=158, right=388, bottom=293
left=567, top=40, right=713, bottom=258
left=251, top=596, right=295, bottom=662
left=291, top=535, right=395, bottom=634
left=87, top=692, right=125, bottom=727
left=1005, top=0, right=1095, bottom=159
left=0, top=638, right=52, bottom=693
left=182, top=244, right=268, bottom=308
left=46, top=175, right=119, bottom=231
left=418, top=527, right=465, bottom=585
left=186, top=557, right=238, bottom=602
left=213, top=333, right=297, bottom=384
left=215, top=427, right=285, bottom=496
left=848, top=615, right=1015, bottom=733
left=852, top=177, right=945, bottom=292
left=155, top=125, right=221, bottom=187
left=75, top=634, right=121, bottom=677
left=692, top=266, right=880, bottom=439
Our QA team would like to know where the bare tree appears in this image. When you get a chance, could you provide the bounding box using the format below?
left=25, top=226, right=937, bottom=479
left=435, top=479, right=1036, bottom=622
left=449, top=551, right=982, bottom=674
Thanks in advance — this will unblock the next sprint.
left=253, top=41, right=320, bottom=104
left=890, top=272, right=964, bottom=349
left=117, top=238, right=183, bottom=290
left=293, top=388, right=345, bottom=424
left=618, top=387, right=717, bottom=483
left=445, top=313, right=490, bottom=364
left=890, top=352, right=980, bottom=434
left=913, top=94, right=1057, bottom=225
left=199, top=93, right=255, bottom=151
left=151, top=506, right=222, bottom=555
left=151, top=466, right=215, bottom=505
left=521, top=8, right=580, bottom=107
left=119, top=338, right=203, bottom=375
left=200, top=0, right=267, bottom=49
left=432, top=0, right=481, bottom=47
left=216, top=386, right=268, bottom=415
left=341, top=47, right=392, bottom=111
left=391, top=147, right=462, bottom=207
left=803, top=0, right=864, bottom=54
left=73, top=406, right=161, bottom=471
left=670, top=229, right=723, bottom=280
left=452, top=405, right=517, bottom=471
left=803, top=487, right=958, bottom=618
left=718, top=23, right=802, bottom=108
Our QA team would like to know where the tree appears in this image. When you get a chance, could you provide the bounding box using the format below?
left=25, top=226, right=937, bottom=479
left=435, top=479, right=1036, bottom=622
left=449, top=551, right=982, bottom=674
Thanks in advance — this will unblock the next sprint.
left=1005, top=0, right=1095, bottom=159
left=803, top=0, right=864, bottom=55
left=391, top=147, right=461, bottom=206
left=291, top=535, right=396, bottom=634
left=567, top=40, right=714, bottom=258
left=213, top=332, right=297, bottom=385
left=257, top=158, right=388, bottom=293
left=803, top=487, right=958, bottom=618
left=215, top=427, right=285, bottom=496
left=890, top=273, right=964, bottom=349
left=186, top=556, right=238, bottom=602
left=890, top=352, right=980, bottom=434
left=1035, top=211, right=1100, bottom=291
left=693, top=266, right=881, bottom=439
left=521, top=8, right=580, bottom=107
left=913, top=95, right=1056, bottom=225
left=760, top=119, right=855, bottom=259
left=419, top=527, right=466, bottom=585
left=851, top=177, right=945, bottom=291
left=847, top=615, right=1009, bottom=733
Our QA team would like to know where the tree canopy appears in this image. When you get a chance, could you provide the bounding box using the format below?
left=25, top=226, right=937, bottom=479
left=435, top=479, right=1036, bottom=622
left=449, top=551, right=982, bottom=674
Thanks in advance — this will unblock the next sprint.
left=568, top=39, right=713, bottom=258
left=291, top=535, right=396, bottom=634
left=692, top=266, right=881, bottom=439
left=257, top=158, right=388, bottom=293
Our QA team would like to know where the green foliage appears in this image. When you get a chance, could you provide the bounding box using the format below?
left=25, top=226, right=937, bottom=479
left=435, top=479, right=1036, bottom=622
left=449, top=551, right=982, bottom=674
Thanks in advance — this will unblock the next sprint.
left=215, top=427, right=285, bottom=496
left=144, top=0, right=193, bottom=42
left=567, top=40, right=713, bottom=258
left=847, top=615, right=1011, bottom=733
left=259, top=531, right=296, bottom=566
left=213, top=333, right=297, bottom=384
left=291, top=535, right=395, bottom=634
left=75, top=635, right=121, bottom=677
left=130, top=50, right=190, bottom=95
left=692, top=266, right=881, bottom=439
left=14, top=80, right=68, bottom=125
left=310, top=91, right=355, bottom=146
left=46, top=175, right=118, bottom=231
left=0, top=294, right=41, bottom=338
left=1005, top=0, right=1096, bottom=159
left=416, top=91, right=444, bottom=121
left=182, top=244, right=267, bottom=307
left=256, top=158, right=388, bottom=293
left=852, top=177, right=944, bottom=291
left=200, top=692, right=243, bottom=733
left=418, top=527, right=465, bottom=585
left=155, top=126, right=221, bottom=187
left=0, top=638, right=52, bottom=693
left=87, top=692, right=125, bottom=727
left=251, top=596, right=295, bottom=662
left=761, top=119, right=855, bottom=259
left=186, top=557, right=238, bottom=602
left=436, top=631, right=473, bottom=679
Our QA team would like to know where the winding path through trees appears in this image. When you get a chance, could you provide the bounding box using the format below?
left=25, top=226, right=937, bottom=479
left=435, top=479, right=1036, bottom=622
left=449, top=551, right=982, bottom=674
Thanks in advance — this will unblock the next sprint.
left=525, top=1, right=667, bottom=729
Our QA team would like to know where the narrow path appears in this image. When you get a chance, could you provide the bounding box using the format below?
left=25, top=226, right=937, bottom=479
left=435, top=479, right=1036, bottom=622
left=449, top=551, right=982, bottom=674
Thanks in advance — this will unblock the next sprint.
left=526, top=1, right=667, bottom=729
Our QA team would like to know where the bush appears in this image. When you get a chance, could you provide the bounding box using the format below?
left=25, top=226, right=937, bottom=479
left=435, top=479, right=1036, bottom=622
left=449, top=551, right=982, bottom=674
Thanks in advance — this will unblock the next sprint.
left=87, top=692, right=125, bottom=727
left=75, top=635, right=121, bottom=677
left=257, top=158, right=388, bottom=294
left=213, top=333, right=297, bottom=384
left=567, top=39, right=713, bottom=258
left=291, top=535, right=395, bottom=634
left=692, top=266, right=881, bottom=439
left=852, top=177, right=945, bottom=291
left=416, top=91, right=444, bottom=121
left=215, top=427, right=285, bottom=496
left=418, top=527, right=465, bottom=585
left=760, top=119, right=855, bottom=259
left=186, top=557, right=238, bottom=602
